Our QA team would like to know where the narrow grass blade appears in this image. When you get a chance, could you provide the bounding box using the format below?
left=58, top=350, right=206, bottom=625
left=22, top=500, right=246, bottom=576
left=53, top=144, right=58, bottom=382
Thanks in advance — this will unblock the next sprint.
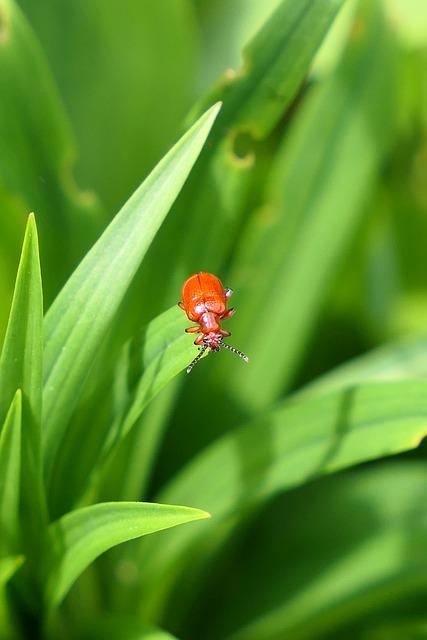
left=100, top=380, right=182, bottom=503
left=48, top=307, right=192, bottom=514
left=44, top=501, right=210, bottom=607
left=0, top=215, right=42, bottom=427
left=42, top=103, right=221, bottom=482
left=0, top=390, right=21, bottom=552
left=0, top=214, right=46, bottom=531
left=115, top=307, right=196, bottom=445
left=192, top=0, right=345, bottom=139
left=226, top=2, right=397, bottom=410
left=139, top=0, right=345, bottom=320
left=136, top=378, right=427, bottom=619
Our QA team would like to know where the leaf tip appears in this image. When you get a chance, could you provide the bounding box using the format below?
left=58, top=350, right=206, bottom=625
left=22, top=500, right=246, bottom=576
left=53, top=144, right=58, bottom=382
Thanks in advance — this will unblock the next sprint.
left=4, top=388, right=23, bottom=424
left=204, top=101, right=222, bottom=124
left=410, top=428, right=427, bottom=449
left=195, top=509, right=211, bottom=521
left=26, top=212, right=39, bottom=239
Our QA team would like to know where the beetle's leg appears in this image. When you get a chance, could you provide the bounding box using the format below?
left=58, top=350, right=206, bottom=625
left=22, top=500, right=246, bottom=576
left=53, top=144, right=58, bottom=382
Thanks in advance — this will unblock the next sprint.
left=221, top=307, right=235, bottom=320
left=225, top=288, right=233, bottom=299
left=194, top=334, right=205, bottom=345
left=178, top=302, right=185, bottom=310
left=220, top=329, right=231, bottom=337
left=185, top=326, right=200, bottom=334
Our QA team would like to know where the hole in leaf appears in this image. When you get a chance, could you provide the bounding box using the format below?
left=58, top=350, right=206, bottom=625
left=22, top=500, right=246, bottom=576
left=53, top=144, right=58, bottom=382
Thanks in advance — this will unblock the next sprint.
left=233, top=131, right=254, bottom=159
left=230, top=130, right=256, bottom=167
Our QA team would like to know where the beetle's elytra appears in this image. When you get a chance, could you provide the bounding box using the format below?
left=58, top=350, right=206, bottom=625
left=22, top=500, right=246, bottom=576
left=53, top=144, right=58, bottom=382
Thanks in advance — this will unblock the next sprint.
left=179, top=272, right=249, bottom=373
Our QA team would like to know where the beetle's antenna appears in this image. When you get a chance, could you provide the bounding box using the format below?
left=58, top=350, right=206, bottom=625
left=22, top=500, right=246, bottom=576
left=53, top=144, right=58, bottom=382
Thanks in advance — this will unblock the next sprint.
left=186, top=345, right=208, bottom=373
left=221, top=342, right=249, bottom=363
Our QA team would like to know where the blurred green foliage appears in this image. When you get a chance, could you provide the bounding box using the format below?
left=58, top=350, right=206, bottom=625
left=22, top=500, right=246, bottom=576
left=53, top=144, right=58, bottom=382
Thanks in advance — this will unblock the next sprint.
left=1, top=0, right=427, bottom=638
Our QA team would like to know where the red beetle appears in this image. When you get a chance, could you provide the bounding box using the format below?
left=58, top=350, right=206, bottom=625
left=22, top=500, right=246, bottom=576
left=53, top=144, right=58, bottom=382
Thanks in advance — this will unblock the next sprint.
left=179, top=272, right=249, bottom=373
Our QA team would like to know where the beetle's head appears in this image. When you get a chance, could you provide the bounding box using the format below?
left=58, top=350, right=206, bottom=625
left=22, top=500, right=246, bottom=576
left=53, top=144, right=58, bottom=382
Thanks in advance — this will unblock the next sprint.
left=203, top=332, right=222, bottom=351
left=186, top=333, right=249, bottom=373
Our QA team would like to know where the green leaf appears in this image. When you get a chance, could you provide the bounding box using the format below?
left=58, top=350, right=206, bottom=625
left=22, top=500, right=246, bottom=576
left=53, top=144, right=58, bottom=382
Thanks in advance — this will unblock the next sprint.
left=0, top=554, right=24, bottom=635
left=138, top=0, right=345, bottom=321
left=224, top=1, right=397, bottom=410
left=48, top=307, right=192, bottom=514
left=0, top=214, right=46, bottom=531
left=17, top=0, right=198, bottom=215
left=363, top=618, right=427, bottom=640
left=78, top=613, right=179, bottom=640
left=221, top=463, right=427, bottom=640
left=0, top=555, right=24, bottom=589
left=45, top=501, right=210, bottom=607
left=0, top=187, right=27, bottom=343
left=137, top=379, right=427, bottom=619
left=0, top=214, right=42, bottom=427
left=164, top=378, right=427, bottom=517
left=301, top=334, right=427, bottom=398
left=111, top=307, right=196, bottom=447
left=192, top=0, right=345, bottom=139
left=42, top=102, right=221, bottom=482
left=0, top=390, right=21, bottom=552
left=0, top=0, right=101, bottom=300
left=96, top=382, right=184, bottom=610
left=100, top=379, right=183, bottom=503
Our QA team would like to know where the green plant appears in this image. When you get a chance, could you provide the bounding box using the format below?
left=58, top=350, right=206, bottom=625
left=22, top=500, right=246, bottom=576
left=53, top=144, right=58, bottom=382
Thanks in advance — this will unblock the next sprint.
left=1, top=0, right=427, bottom=638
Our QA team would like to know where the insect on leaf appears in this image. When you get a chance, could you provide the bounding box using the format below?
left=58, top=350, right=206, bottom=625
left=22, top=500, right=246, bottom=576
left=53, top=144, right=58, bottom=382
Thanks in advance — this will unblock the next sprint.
left=42, top=102, right=221, bottom=483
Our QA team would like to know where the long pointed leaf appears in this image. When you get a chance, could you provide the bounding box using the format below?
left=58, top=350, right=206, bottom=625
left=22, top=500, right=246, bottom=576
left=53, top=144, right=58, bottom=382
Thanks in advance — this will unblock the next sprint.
left=50, top=306, right=196, bottom=514
left=0, top=390, right=21, bottom=552
left=136, top=378, right=427, bottom=619
left=109, top=307, right=195, bottom=450
left=42, top=103, right=221, bottom=481
left=192, top=0, right=345, bottom=139
left=225, top=1, right=397, bottom=410
left=163, top=376, right=427, bottom=524
left=0, top=214, right=42, bottom=427
left=0, top=214, right=46, bottom=531
left=137, top=0, right=345, bottom=324
left=45, top=501, right=209, bottom=607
